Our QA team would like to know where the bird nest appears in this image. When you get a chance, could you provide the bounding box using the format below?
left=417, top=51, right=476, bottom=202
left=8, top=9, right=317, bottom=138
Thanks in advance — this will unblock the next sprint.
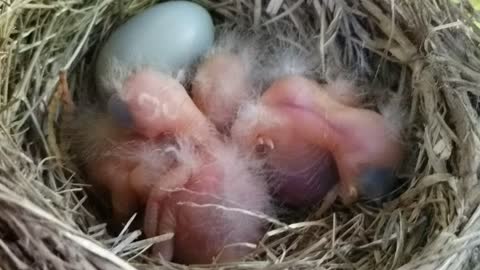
left=1, top=0, right=480, bottom=269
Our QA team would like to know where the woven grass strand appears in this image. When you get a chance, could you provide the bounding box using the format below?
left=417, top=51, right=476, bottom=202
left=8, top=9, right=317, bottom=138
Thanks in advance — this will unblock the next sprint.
left=1, top=0, right=480, bottom=269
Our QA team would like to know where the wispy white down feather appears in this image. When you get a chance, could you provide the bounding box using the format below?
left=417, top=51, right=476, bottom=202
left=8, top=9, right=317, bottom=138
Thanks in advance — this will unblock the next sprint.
left=96, top=57, right=187, bottom=99
left=209, top=140, right=273, bottom=242
left=261, top=47, right=317, bottom=87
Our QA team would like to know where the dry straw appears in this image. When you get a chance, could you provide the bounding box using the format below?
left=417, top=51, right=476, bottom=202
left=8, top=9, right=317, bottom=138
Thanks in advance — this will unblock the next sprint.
left=1, top=0, right=480, bottom=269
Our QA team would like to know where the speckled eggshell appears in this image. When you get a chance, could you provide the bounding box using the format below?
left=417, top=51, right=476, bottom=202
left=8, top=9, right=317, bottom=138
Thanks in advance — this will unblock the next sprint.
left=96, top=1, right=215, bottom=92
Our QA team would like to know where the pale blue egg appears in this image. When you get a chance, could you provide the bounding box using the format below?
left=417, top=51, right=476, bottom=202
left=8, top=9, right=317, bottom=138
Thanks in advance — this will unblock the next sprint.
left=96, top=1, right=215, bottom=91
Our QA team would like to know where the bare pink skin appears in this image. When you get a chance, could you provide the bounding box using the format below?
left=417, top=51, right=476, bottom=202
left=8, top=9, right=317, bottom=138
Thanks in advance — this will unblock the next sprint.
left=83, top=70, right=212, bottom=223
left=81, top=119, right=155, bottom=223
left=192, top=53, right=253, bottom=132
left=82, top=70, right=269, bottom=263
left=121, top=70, right=213, bottom=140
left=143, top=142, right=270, bottom=264
left=85, top=151, right=139, bottom=223
left=232, top=76, right=403, bottom=205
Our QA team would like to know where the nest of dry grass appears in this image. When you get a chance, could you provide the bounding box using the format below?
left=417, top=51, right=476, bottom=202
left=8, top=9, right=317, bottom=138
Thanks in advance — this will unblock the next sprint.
left=1, top=0, right=480, bottom=269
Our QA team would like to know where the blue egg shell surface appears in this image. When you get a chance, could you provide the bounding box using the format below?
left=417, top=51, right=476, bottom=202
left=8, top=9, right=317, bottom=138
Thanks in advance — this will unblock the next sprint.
left=96, top=1, right=215, bottom=91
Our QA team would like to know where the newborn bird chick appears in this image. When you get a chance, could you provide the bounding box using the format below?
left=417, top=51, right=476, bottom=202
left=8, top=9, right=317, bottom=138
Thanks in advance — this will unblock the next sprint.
left=143, top=139, right=271, bottom=264
left=192, top=53, right=253, bottom=132
left=68, top=69, right=271, bottom=264
left=191, top=31, right=260, bottom=133
left=232, top=76, right=404, bottom=205
left=68, top=69, right=214, bottom=223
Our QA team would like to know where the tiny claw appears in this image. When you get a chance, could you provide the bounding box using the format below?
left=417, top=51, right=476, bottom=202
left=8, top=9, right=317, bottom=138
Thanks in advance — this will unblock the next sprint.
left=340, top=183, right=358, bottom=205
left=262, top=136, right=275, bottom=150
left=255, top=136, right=275, bottom=156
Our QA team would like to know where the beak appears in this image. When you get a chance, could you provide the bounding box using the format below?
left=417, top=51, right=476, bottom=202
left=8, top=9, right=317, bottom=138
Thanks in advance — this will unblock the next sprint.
left=357, top=167, right=397, bottom=201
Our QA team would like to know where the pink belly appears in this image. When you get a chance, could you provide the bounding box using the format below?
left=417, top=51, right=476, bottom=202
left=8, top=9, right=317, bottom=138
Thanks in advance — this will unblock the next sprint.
left=165, top=166, right=264, bottom=264
left=270, top=150, right=338, bottom=207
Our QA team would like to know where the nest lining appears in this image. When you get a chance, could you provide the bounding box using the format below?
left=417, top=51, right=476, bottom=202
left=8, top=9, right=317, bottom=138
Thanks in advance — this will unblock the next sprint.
left=1, top=0, right=480, bottom=269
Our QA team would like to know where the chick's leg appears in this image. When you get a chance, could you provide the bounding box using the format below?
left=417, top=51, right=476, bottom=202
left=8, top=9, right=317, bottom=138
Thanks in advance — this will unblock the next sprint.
left=110, top=175, right=140, bottom=224
left=143, top=188, right=176, bottom=262
left=83, top=156, right=139, bottom=223
left=151, top=204, right=176, bottom=261
left=142, top=164, right=194, bottom=261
